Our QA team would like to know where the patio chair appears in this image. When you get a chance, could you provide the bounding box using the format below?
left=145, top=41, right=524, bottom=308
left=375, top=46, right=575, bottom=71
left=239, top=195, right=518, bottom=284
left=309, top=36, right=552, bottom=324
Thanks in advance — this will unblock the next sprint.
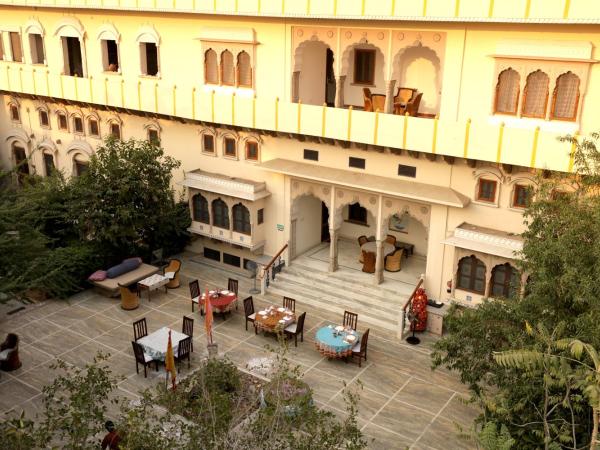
left=0, top=333, right=21, bottom=371
left=182, top=316, right=194, bottom=352
left=131, top=341, right=158, bottom=378
left=406, top=92, right=423, bottom=117
left=244, top=296, right=256, bottom=332
left=284, top=312, right=306, bottom=347
left=343, top=310, right=358, bottom=331
left=361, top=251, right=376, bottom=273
left=176, top=336, right=192, bottom=371
left=228, top=278, right=239, bottom=310
left=385, top=248, right=404, bottom=273
left=189, top=280, right=200, bottom=313
left=164, top=259, right=182, bottom=289
left=393, top=87, right=417, bottom=115
left=283, top=296, right=296, bottom=312
left=351, top=328, right=370, bottom=367
left=119, top=284, right=140, bottom=310
left=362, top=88, right=373, bottom=112
left=385, top=234, right=396, bottom=245
left=133, top=318, right=148, bottom=341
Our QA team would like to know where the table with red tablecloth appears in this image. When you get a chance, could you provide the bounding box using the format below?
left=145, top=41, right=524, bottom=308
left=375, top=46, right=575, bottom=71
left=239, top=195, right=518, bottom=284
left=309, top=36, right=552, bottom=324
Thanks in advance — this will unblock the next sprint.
left=200, top=290, right=237, bottom=314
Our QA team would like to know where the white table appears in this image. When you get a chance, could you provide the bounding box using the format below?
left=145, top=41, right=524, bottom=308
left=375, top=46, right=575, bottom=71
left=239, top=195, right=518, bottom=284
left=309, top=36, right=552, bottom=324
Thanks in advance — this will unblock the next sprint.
left=137, top=327, right=188, bottom=361
left=360, top=241, right=395, bottom=256
left=137, top=274, right=169, bottom=301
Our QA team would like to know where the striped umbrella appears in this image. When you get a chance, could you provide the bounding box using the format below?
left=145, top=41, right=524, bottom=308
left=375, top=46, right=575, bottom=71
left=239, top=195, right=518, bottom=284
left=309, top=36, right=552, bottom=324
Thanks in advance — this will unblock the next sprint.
left=165, top=329, right=176, bottom=389
left=204, top=289, right=213, bottom=345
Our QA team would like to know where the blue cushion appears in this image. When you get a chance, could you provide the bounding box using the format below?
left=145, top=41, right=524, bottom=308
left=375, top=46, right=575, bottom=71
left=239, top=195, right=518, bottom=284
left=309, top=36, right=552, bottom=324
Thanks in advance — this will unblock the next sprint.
left=106, top=259, right=141, bottom=279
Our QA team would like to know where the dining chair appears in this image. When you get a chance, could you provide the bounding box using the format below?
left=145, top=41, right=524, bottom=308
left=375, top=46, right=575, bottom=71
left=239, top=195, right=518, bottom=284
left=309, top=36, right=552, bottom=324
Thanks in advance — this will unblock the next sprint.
left=175, top=336, right=192, bottom=371
left=189, top=280, right=200, bottom=313
left=351, top=328, right=370, bottom=367
left=284, top=312, right=306, bottom=347
left=131, top=341, right=157, bottom=377
left=406, top=92, right=423, bottom=117
left=243, top=296, right=256, bottom=332
left=343, top=310, right=358, bottom=331
left=385, top=234, right=396, bottom=245
left=133, top=318, right=148, bottom=341
left=362, top=88, right=373, bottom=112
left=393, top=87, right=417, bottom=115
left=228, top=278, right=239, bottom=310
left=182, top=316, right=194, bottom=352
left=361, top=251, right=376, bottom=273
left=283, top=296, right=296, bottom=312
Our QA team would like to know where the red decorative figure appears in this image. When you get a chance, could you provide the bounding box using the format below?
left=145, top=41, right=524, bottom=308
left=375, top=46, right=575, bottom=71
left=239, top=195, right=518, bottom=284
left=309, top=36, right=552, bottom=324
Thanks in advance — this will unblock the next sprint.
left=410, top=288, right=428, bottom=332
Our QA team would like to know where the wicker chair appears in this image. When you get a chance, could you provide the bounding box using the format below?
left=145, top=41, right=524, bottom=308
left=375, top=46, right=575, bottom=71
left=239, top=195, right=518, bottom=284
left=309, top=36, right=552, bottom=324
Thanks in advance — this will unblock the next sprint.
left=363, top=88, right=373, bottom=112
left=357, top=235, right=368, bottom=246
left=406, top=92, right=423, bottom=117
left=385, top=234, right=397, bottom=245
left=164, top=259, right=182, bottom=289
left=119, top=284, right=140, bottom=310
left=393, top=87, right=417, bottom=115
left=361, top=251, right=376, bottom=273
left=384, top=248, right=404, bottom=272
left=0, top=333, right=21, bottom=371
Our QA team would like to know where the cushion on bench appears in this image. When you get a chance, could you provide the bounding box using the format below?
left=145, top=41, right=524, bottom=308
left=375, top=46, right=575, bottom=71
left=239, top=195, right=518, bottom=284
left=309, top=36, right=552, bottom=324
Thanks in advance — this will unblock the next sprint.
left=106, top=258, right=141, bottom=279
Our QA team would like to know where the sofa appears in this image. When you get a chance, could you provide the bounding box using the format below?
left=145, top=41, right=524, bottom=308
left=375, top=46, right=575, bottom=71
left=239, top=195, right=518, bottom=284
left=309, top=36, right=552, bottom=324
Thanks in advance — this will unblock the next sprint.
left=89, top=258, right=160, bottom=297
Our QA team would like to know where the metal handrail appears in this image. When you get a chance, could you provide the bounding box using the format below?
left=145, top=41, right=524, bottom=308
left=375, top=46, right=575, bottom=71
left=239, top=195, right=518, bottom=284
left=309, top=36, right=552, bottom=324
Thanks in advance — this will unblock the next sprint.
left=260, top=243, right=289, bottom=294
left=399, top=274, right=424, bottom=339
left=264, top=243, right=288, bottom=272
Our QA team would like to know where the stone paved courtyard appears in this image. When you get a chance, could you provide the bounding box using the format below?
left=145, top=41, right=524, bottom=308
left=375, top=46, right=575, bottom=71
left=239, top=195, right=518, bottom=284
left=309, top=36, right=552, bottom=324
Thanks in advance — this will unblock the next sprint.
left=0, top=256, right=478, bottom=449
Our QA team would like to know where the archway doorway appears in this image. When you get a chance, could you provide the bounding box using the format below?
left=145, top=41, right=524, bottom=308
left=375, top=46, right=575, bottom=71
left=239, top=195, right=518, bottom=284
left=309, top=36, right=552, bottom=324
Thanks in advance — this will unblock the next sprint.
left=291, top=195, right=330, bottom=259
left=294, top=41, right=336, bottom=106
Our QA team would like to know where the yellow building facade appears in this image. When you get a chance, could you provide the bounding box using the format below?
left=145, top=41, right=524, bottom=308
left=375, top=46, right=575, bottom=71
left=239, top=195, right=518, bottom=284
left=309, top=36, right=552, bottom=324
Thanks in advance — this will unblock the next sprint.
left=0, top=1, right=596, bottom=315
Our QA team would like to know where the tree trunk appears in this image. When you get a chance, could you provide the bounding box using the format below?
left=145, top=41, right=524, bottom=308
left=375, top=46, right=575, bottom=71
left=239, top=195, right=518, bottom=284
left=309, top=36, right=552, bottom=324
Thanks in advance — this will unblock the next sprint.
left=591, top=406, right=599, bottom=450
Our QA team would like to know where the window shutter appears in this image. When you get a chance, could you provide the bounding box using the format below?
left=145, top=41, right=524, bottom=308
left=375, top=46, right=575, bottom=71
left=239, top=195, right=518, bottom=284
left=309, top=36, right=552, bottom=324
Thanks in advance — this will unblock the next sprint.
left=495, top=68, right=520, bottom=114
left=522, top=70, right=549, bottom=118
left=221, top=50, right=234, bottom=85
left=237, top=51, right=252, bottom=87
left=205, top=50, right=218, bottom=84
left=551, top=72, right=580, bottom=121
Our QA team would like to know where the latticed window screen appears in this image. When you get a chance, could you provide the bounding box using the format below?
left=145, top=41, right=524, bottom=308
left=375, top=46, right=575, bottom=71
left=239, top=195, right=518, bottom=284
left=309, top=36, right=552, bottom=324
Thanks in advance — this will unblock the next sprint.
left=212, top=199, right=230, bottom=229
left=204, top=49, right=218, bottom=84
left=522, top=70, right=549, bottom=118
left=192, top=194, right=210, bottom=224
left=491, top=263, right=520, bottom=299
left=495, top=68, right=520, bottom=114
left=233, top=203, right=251, bottom=234
left=457, top=256, right=487, bottom=294
left=221, top=50, right=234, bottom=85
left=237, top=51, right=252, bottom=87
left=552, top=72, right=580, bottom=120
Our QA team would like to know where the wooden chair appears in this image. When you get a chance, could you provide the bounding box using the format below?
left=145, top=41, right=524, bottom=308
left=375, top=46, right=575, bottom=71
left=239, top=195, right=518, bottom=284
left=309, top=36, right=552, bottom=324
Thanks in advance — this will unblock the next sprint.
left=283, top=296, right=296, bottom=312
left=393, top=87, right=417, bottom=115
left=284, top=312, right=306, bottom=347
left=243, top=296, right=256, bottom=332
left=133, top=318, right=147, bottom=341
left=164, top=259, right=182, bottom=289
left=119, top=284, right=140, bottom=310
left=385, top=234, right=396, bottom=245
left=228, top=278, right=239, bottom=310
left=372, top=94, right=386, bottom=112
left=385, top=248, right=404, bottom=273
left=189, top=280, right=200, bottom=313
left=351, top=328, right=370, bottom=367
left=361, top=251, right=376, bottom=273
left=362, top=88, right=373, bottom=112
left=0, top=333, right=21, bottom=371
left=406, top=92, right=423, bottom=117
left=131, top=341, right=157, bottom=377
left=357, top=235, right=368, bottom=246
left=175, top=336, right=192, bottom=371
left=182, top=316, right=194, bottom=352
left=343, top=310, right=358, bottom=331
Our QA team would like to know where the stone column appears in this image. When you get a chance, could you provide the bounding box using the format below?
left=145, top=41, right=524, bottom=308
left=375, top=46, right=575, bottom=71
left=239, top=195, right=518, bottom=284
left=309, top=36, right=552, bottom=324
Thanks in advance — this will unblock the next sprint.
left=384, top=79, right=396, bottom=114
left=335, top=75, right=346, bottom=108
left=484, top=266, right=492, bottom=298
left=374, top=239, right=384, bottom=285
left=329, top=228, right=339, bottom=272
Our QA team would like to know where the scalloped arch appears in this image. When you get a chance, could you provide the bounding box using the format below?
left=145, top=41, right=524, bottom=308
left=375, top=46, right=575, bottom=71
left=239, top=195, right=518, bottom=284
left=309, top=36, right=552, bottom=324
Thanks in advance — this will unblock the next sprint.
left=54, top=17, right=85, bottom=38
left=25, top=19, right=45, bottom=36
left=66, top=139, right=94, bottom=157
left=97, top=23, right=120, bottom=42
left=135, top=25, right=160, bottom=44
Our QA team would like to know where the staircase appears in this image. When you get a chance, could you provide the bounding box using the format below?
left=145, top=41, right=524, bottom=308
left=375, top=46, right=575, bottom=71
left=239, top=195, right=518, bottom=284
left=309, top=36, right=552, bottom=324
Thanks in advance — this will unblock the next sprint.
left=267, top=259, right=415, bottom=333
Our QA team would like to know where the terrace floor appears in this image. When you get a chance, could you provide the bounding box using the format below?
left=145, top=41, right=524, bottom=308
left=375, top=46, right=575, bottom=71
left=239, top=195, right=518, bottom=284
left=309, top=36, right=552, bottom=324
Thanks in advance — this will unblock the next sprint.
left=0, top=254, right=478, bottom=449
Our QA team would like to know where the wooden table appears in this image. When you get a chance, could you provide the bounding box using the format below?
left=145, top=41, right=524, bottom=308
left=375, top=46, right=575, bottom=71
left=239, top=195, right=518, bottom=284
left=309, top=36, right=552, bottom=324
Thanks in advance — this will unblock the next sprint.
left=255, top=306, right=295, bottom=333
left=137, top=274, right=169, bottom=302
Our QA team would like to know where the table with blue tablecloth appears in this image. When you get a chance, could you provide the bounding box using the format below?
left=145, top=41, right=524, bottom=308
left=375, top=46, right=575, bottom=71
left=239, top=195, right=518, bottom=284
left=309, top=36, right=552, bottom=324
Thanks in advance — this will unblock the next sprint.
left=315, top=325, right=360, bottom=359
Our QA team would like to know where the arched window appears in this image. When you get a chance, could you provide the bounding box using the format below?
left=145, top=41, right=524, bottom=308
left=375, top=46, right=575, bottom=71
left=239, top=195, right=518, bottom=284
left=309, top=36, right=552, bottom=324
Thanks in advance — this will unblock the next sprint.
left=88, top=117, right=100, bottom=137
left=220, top=50, right=234, bottom=86
left=490, top=263, right=520, bottom=299
left=237, top=51, right=252, bottom=88
left=205, top=49, right=218, bottom=84
left=233, top=203, right=251, bottom=234
left=72, top=114, right=84, bottom=135
left=192, top=194, right=209, bottom=224
left=212, top=199, right=229, bottom=229
left=43, top=151, right=55, bottom=176
left=73, top=153, right=88, bottom=177
left=551, top=72, right=580, bottom=121
left=9, top=104, right=20, bottom=122
left=13, top=143, right=29, bottom=183
left=456, top=255, right=486, bottom=294
left=494, top=68, right=520, bottom=114
left=522, top=70, right=549, bottom=118
left=245, top=140, right=259, bottom=161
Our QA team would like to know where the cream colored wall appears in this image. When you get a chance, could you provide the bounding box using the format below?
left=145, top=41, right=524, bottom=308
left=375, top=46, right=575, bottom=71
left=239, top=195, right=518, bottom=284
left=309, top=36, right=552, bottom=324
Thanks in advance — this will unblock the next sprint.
left=292, top=194, right=323, bottom=256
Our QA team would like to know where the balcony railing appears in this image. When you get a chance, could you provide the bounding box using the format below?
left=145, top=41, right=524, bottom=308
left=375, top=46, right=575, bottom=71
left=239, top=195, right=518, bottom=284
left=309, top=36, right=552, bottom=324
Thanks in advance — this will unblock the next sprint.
left=0, top=0, right=594, bottom=22
left=0, top=63, right=575, bottom=173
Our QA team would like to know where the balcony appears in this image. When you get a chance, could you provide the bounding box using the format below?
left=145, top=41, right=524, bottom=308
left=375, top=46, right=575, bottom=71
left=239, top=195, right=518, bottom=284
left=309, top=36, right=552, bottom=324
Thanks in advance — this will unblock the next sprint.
left=0, top=0, right=595, bottom=22
left=0, top=63, right=575, bottom=173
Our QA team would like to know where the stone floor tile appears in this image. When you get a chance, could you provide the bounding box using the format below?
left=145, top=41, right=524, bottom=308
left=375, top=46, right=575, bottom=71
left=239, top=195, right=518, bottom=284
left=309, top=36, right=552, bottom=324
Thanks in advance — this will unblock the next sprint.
left=156, top=298, right=194, bottom=318
left=394, top=378, right=455, bottom=415
left=3, top=393, right=45, bottom=422
left=14, top=319, right=63, bottom=345
left=313, top=356, right=370, bottom=381
left=77, top=295, right=120, bottom=313
left=67, top=314, right=123, bottom=339
left=60, top=340, right=116, bottom=368
left=46, top=304, right=97, bottom=328
left=8, top=344, right=54, bottom=375
left=0, top=378, right=41, bottom=412
left=35, top=329, right=87, bottom=356
left=301, top=367, right=346, bottom=403
left=14, top=359, right=67, bottom=391
left=102, top=303, right=154, bottom=325
left=415, top=416, right=476, bottom=450
left=361, top=423, right=414, bottom=450
left=373, top=397, right=435, bottom=441
left=329, top=385, right=389, bottom=422
left=440, top=394, right=481, bottom=429
left=96, top=324, right=138, bottom=353
left=353, top=362, right=411, bottom=397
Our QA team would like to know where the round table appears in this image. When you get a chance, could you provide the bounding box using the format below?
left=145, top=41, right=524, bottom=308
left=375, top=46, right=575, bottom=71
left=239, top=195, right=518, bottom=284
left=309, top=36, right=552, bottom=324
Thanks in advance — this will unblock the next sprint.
left=255, top=306, right=295, bottom=333
left=315, top=326, right=360, bottom=359
left=360, top=241, right=395, bottom=255
left=201, top=291, right=237, bottom=314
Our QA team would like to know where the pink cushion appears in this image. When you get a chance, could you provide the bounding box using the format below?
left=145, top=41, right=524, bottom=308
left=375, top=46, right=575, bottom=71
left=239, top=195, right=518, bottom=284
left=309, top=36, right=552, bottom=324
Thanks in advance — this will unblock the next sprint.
left=88, top=270, right=107, bottom=281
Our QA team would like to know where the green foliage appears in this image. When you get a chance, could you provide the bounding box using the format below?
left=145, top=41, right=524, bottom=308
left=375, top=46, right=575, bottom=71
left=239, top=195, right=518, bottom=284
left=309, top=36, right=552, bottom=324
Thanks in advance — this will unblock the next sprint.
left=477, top=422, right=515, bottom=450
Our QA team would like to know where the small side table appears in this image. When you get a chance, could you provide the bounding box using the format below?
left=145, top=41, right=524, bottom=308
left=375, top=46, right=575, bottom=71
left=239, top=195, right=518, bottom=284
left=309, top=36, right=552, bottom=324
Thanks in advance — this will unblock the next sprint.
left=137, top=274, right=169, bottom=302
left=395, top=241, right=415, bottom=257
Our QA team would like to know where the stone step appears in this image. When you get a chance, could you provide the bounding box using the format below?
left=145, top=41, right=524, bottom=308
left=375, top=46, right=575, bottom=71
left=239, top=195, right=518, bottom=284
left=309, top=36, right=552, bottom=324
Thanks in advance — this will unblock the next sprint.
left=284, top=261, right=416, bottom=298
